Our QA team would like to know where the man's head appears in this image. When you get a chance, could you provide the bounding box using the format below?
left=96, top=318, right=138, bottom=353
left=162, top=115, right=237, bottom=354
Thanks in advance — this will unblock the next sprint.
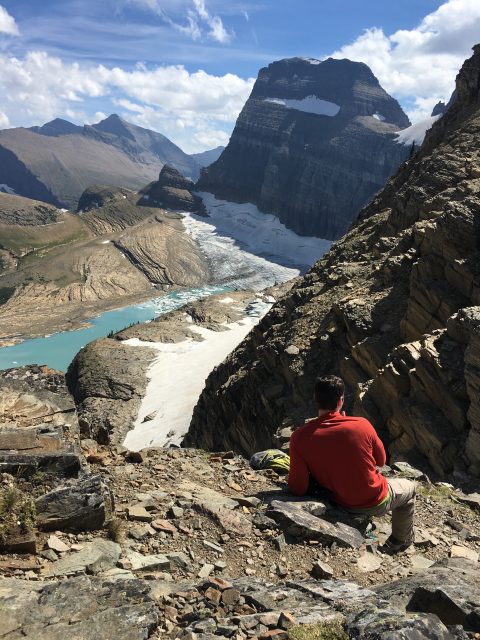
left=314, top=375, right=345, bottom=412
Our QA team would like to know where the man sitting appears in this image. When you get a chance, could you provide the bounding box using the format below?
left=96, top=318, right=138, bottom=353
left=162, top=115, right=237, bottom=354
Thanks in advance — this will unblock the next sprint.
left=288, top=375, right=415, bottom=552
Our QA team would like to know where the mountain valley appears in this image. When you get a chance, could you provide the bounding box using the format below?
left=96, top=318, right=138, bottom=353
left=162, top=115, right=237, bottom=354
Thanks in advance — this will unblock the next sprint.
left=0, top=114, right=202, bottom=209
left=0, top=18, right=479, bottom=639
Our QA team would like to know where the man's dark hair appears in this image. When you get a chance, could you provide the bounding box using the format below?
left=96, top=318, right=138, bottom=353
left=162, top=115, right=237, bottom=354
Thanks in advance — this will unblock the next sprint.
left=314, top=375, right=345, bottom=411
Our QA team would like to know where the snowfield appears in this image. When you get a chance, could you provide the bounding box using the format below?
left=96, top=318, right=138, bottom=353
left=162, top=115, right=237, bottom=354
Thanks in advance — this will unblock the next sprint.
left=395, top=115, right=441, bottom=146
left=182, top=192, right=332, bottom=290
left=265, top=96, right=340, bottom=117
left=123, top=299, right=272, bottom=450
left=122, top=194, right=332, bottom=450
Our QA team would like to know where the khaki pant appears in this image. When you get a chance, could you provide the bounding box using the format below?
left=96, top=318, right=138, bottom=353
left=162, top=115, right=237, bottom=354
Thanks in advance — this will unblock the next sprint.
left=351, top=478, right=416, bottom=543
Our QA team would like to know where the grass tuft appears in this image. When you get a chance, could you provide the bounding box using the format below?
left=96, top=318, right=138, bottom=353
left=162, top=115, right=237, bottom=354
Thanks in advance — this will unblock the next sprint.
left=288, top=620, right=348, bottom=640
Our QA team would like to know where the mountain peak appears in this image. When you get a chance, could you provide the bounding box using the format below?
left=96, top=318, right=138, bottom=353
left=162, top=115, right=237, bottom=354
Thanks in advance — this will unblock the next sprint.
left=92, top=114, right=133, bottom=137
left=30, top=118, right=82, bottom=137
left=252, top=56, right=410, bottom=128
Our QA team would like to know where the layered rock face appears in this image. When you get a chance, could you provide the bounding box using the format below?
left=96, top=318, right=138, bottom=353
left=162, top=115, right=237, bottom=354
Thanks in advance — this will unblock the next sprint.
left=198, top=57, right=411, bottom=239
left=186, top=46, right=480, bottom=478
left=0, top=186, right=208, bottom=342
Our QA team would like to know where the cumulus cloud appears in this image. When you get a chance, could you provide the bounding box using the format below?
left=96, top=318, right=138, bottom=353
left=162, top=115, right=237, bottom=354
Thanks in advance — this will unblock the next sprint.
left=0, top=51, right=253, bottom=151
left=0, top=5, right=19, bottom=35
left=331, top=0, right=480, bottom=122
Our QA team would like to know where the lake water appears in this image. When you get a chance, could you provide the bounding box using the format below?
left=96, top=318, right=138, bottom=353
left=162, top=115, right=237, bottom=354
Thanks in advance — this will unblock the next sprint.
left=0, top=285, right=229, bottom=372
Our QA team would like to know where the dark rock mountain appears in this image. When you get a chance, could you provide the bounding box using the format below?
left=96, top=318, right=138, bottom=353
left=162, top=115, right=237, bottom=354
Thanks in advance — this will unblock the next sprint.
left=86, top=115, right=199, bottom=179
left=185, top=45, right=480, bottom=479
left=139, top=165, right=206, bottom=213
left=191, top=145, right=225, bottom=167
left=0, top=114, right=200, bottom=209
left=431, top=101, right=448, bottom=117
left=197, top=57, right=411, bottom=240
left=29, top=118, right=83, bottom=136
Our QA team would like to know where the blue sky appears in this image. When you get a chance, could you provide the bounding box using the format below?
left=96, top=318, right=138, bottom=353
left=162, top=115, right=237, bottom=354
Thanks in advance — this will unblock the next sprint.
left=0, top=0, right=479, bottom=151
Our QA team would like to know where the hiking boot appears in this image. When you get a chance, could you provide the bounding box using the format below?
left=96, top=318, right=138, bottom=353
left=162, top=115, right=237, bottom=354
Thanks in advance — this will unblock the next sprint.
left=380, top=535, right=413, bottom=554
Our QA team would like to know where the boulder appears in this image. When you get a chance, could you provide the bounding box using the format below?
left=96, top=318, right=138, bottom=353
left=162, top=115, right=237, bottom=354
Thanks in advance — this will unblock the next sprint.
left=0, top=575, right=158, bottom=639
left=375, top=558, right=480, bottom=630
left=140, top=164, right=206, bottom=213
left=35, top=474, right=113, bottom=531
left=346, top=607, right=456, bottom=639
left=45, top=539, right=121, bottom=576
left=267, top=500, right=364, bottom=549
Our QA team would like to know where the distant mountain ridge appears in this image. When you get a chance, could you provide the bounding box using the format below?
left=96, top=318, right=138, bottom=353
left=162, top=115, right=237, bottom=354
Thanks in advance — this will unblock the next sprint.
left=0, top=114, right=202, bottom=209
left=198, top=56, right=412, bottom=239
left=191, top=146, right=225, bottom=167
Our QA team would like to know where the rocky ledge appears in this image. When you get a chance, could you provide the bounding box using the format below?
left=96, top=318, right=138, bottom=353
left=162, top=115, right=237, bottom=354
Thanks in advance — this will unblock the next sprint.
left=1, top=364, right=480, bottom=638
left=140, top=165, right=207, bottom=214
left=1, top=438, right=479, bottom=639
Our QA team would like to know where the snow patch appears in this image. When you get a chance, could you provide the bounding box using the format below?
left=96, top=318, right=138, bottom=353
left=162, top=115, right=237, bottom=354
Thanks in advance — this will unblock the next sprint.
left=395, top=115, right=441, bottom=147
left=219, top=297, right=235, bottom=304
left=265, top=96, right=340, bottom=117
left=372, top=113, right=386, bottom=122
left=0, top=184, right=16, bottom=195
left=181, top=192, right=331, bottom=290
left=123, top=302, right=272, bottom=449
left=300, top=57, right=321, bottom=65
left=101, top=240, right=110, bottom=244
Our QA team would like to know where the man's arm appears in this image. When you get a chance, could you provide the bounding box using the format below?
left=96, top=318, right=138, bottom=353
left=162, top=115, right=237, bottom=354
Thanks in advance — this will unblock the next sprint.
left=288, top=434, right=310, bottom=496
left=371, top=430, right=387, bottom=467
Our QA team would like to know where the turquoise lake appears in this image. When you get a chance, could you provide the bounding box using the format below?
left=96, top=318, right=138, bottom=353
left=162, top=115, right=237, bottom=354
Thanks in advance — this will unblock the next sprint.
left=0, top=285, right=229, bottom=372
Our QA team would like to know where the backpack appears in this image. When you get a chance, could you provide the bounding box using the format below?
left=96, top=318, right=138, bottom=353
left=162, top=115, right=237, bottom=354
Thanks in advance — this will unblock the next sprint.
left=249, top=449, right=290, bottom=475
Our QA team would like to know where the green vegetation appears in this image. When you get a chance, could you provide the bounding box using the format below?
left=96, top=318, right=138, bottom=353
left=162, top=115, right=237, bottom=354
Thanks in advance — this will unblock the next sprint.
left=0, top=286, right=14, bottom=305
left=0, top=213, right=87, bottom=258
left=417, top=483, right=455, bottom=502
left=288, top=621, right=348, bottom=640
left=108, top=320, right=140, bottom=338
left=0, top=486, right=36, bottom=541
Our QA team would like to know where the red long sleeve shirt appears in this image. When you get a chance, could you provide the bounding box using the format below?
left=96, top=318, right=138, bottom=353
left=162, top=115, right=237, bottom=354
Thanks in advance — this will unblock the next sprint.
left=288, top=412, right=388, bottom=509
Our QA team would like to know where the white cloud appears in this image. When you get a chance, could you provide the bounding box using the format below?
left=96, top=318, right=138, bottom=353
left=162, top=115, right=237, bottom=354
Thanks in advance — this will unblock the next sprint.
left=0, top=5, right=19, bottom=35
left=331, top=0, right=480, bottom=122
left=192, top=0, right=232, bottom=43
left=0, top=110, right=9, bottom=128
left=0, top=50, right=253, bottom=151
left=126, top=0, right=233, bottom=43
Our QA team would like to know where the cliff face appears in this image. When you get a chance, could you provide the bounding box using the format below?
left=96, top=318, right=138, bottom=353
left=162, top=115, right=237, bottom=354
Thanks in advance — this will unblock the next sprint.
left=185, top=46, right=480, bottom=479
left=197, top=57, right=411, bottom=240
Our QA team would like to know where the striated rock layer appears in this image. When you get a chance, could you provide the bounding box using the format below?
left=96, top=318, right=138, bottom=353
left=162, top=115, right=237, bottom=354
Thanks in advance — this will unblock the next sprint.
left=0, top=186, right=209, bottom=341
left=186, top=46, right=480, bottom=478
left=198, top=57, right=411, bottom=239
